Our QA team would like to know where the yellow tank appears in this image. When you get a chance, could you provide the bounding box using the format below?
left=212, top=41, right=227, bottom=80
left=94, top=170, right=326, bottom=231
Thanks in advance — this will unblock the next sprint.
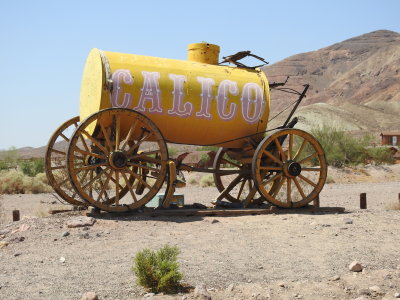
left=80, top=44, right=270, bottom=148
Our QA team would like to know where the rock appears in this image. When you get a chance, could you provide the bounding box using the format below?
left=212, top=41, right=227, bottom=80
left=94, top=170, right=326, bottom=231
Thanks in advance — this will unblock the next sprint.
left=66, top=216, right=96, bottom=228
left=349, top=261, right=363, bottom=272
left=13, top=252, right=22, bottom=257
left=278, top=282, right=287, bottom=288
left=331, top=275, right=340, bottom=281
left=211, top=219, right=219, bottom=224
left=81, top=291, right=99, bottom=300
left=369, top=286, right=382, bottom=293
left=257, top=265, right=263, bottom=269
left=344, top=218, right=353, bottom=224
left=226, top=283, right=234, bottom=292
left=394, top=292, right=400, bottom=298
left=62, top=231, right=70, bottom=237
left=0, top=241, right=8, bottom=249
left=59, top=257, right=66, bottom=263
left=144, top=293, right=155, bottom=297
left=194, top=284, right=211, bottom=300
left=357, top=288, right=370, bottom=295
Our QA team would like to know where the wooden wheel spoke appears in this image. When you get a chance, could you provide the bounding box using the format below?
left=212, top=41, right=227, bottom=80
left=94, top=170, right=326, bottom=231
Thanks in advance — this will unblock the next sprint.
left=82, top=168, right=107, bottom=190
left=126, top=132, right=153, bottom=155
left=274, top=138, right=286, bottom=162
left=217, top=174, right=243, bottom=200
left=220, top=158, right=241, bottom=168
left=126, top=167, right=152, bottom=190
left=236, top=179, right=247, bottom=201
left=271, top=177, right=286, bottom=197
left=74, top=163, right=107, bottom=173
left=127, top=162, right=160, bottom=173
left=133, top=155, right=163, bottom=165
left=293, top=177, right=306, bottom=199
left=298, top=152, right=318, bottom=165
left=56, top=177, right=70, bottom=188
left=302, top=167, right=321, bottom=171
left=74, top=148, right=106, bottom=160
left=115, top=114, right=121, bottom=150
left=114, top=171, right=120, bottom=205
left=121, top=120, right=138, bottom=151
left=259, top=166, right=281, bottom=171
left=298, top=174, right=317, bottom=188
left=50, top=165, right=65, bottom=171
left=60, top=132, right=69, bottom=142
left=293, top=139, right=308, bottom=161
left=50, top=148, right=66, bottom=156
left=99, top=121, right=113, bottom=152
left=130, top=150, right=161, bottom=160
left=109, top=175, right=125, bottom=191
left=287, top=178, right=292, bottom=204
left=262, top=150, right=283, bottom=165
left=262, top=172, right=282, bottom=186
left=288, top=134, right=293, bottom=160
left=97, top=170, right=113, bottom=201
left=121, top=171, right=138, bottom=202
left=81, top=129, right=109, bottom=155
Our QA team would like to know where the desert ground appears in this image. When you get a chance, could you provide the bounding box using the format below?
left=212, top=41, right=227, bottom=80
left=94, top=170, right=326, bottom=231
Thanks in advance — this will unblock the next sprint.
left=1, top=165, right=400, bottom=300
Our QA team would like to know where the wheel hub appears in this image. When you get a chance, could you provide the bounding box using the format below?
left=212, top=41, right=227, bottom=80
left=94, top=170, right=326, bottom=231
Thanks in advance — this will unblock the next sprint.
left=283, top=161, right=302, bottom=177
left=109, top=151, right=128, bottom=169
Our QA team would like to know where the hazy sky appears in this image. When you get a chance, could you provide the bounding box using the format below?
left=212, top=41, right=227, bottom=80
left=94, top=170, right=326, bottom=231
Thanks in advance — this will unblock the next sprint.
left=0, top=0, right=399, bottom=149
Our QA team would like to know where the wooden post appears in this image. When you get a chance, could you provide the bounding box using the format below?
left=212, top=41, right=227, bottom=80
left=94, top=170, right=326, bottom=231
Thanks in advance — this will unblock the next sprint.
left=313, top=195, right=320, bottom=208
left=360, top=193, right=367, bottom=209
left=12, top=210, right=20, bottom=222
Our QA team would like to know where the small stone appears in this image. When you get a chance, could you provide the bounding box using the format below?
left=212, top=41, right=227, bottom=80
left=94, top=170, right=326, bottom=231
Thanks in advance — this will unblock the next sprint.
left=59, top=257, right=66, bottom=263
left=0, top=241, right=8, bottom=249
left=278, top=282, right=286, bottom=288
left=344, top=218, right=353, bottom=224
left=62, top=232, right=70, bottom=237
left=394, top=292, right=400, bottom=298
left=331, top=275, right=340, bottom=281
left=81, top=291, right=98, bottom=300
left=349, top=261, right=363, bottom=272
left=144, top=293, right=155, bottom=297
left=13, top=253, right=22, bottom=257
left=226, top=283, right=235, bottom=292
left=247, top=279, right=252, bottom=283
left=211, top=219, right=219, bottom=224
left=369, top=286, right=381, bottom=293
left=66, top=216, right=96, bottom=228
left=80, top=232, right=90, bottom=239
left=257, top=265, right=263, bottom=269
left=194, top=284, right=211, bottom=300
left=96, top=233, right=101, bottom=237
left=358, top=288, right=370, bottom=295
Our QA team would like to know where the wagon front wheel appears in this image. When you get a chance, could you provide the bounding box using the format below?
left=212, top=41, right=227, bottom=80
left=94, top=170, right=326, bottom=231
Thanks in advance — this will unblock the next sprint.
left=67, top=108, right=168, bottom=212
left=252, top=129, right=327, bottom=208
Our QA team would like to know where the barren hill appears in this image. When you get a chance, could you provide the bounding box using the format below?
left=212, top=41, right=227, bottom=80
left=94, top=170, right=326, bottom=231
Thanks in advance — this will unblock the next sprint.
left=263, top=30, right=400, bottom=133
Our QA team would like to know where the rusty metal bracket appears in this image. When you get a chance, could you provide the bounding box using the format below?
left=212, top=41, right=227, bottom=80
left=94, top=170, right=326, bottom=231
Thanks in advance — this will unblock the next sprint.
left=99, top=50, right=113, bottom=93
left=219, top=50, right=269, bottom=69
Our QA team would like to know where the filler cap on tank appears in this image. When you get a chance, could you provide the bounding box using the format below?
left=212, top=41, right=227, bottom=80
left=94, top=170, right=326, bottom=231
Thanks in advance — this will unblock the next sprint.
left=187, top=42, right=220, bottom=65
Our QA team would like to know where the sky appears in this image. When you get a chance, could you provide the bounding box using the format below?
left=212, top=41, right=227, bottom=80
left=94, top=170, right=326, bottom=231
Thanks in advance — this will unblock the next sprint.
left=0, top=0, right=399, bottom=150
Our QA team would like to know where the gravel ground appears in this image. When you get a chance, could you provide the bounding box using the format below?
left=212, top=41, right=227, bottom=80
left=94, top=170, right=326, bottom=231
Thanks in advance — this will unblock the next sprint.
left=1, top=169, right=400, bottom=300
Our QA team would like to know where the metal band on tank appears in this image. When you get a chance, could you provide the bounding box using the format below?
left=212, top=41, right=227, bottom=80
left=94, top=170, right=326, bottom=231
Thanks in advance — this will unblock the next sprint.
left=99, top=50, right=113, bottom=93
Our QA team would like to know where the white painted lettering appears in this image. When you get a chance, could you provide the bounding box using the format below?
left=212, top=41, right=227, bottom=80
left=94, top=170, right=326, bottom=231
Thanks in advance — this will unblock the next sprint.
left=110, top=69, right=133, bottom=108
left=167, top=74, right=193, bottom=118
left=216, top=80, right=238, bottom=121
left=241, top=83, right=264, bottom=124
left=133, top=71, right=163, bottom=113
left=195, top=77, right=215, bottom=120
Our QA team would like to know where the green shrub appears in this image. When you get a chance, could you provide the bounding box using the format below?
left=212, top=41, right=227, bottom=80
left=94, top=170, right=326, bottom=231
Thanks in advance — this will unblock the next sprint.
left=19, top=159, right=45, bottom=177
left=0, top=147, right=18, bottom=170
left=200, top=174, right=215, bottom=187
left=168, top=147, right=178, bottom=157
left=196, top=146, right=219, bottom=152
left=366, top=147, right=394, bottom=165
left=0, top=170, right=52, bottom=194
left=311, top=126, right=377, bottom=167
left=132, top=245, right=183, bottom=294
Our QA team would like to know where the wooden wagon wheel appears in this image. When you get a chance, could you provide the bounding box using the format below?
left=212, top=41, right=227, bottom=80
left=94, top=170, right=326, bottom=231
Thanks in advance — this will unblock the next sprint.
left=45, top=116, right=87, bottom=206
left=252, top=128, right=327, bottom=208
left=67, top=108, right=168, bottom=212
left=213, top=148, right=261, bottom=206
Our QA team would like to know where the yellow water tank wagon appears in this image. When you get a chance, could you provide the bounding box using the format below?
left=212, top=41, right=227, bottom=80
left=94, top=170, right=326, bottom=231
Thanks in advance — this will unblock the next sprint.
left=79, top=43, right=270, bottom=148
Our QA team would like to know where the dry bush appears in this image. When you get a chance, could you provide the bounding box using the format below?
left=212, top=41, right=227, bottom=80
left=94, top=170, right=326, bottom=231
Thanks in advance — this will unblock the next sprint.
left=0, top=170, right=52, bottom=194
left=187, top=176, right=198, bottom=185
left=200, top=174, right=215, bottom=187
left=386, top=201, right=400, bottom=211
left=0, top=197, right=4, bottom=225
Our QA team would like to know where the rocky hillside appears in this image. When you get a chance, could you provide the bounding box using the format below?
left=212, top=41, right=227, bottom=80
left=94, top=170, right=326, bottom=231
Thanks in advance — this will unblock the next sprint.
left=263, top=30, right=400, bottom=133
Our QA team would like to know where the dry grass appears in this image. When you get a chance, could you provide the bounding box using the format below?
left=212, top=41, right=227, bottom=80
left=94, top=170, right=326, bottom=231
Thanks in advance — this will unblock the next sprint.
left=200, top=174, right=215, bottom=187
left=0, top=171, right=52, bottom=194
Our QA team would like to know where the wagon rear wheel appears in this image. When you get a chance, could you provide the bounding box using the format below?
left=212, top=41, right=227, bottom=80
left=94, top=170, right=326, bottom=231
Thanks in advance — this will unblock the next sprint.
left=67, top=108, right=168, bottom=212
left=45, top=116, right=86, bottom=206
left=252, top=129, right=327, bottom=208
left=213, top=148, right=261, bottom=206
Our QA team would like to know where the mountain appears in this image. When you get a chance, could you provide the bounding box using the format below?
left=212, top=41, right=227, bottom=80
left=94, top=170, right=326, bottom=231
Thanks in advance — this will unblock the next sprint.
left=263, top=30, right=400, bottom=133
